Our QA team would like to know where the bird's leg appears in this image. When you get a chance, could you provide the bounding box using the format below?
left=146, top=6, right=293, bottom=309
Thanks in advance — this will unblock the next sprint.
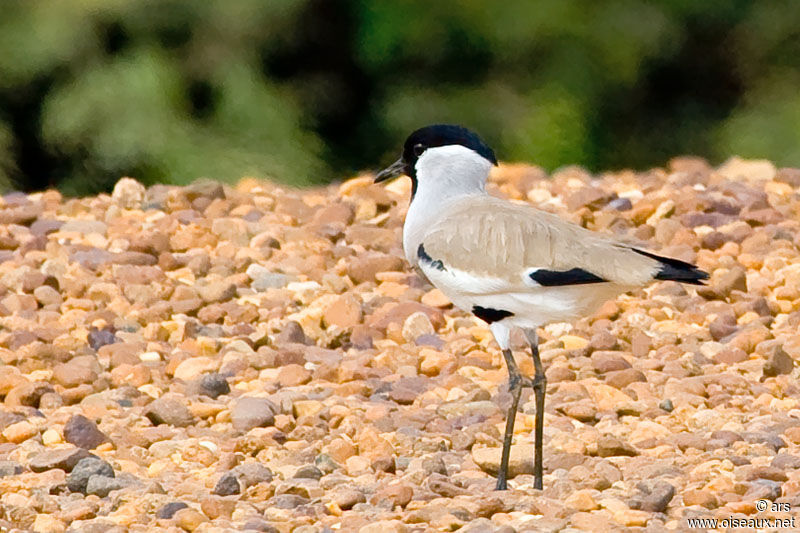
left=496, top=348, right=523, bottom=491
left=525, top=330, right=546, bottom=490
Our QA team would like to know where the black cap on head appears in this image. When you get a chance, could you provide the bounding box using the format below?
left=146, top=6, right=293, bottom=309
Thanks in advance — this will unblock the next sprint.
left=375, top=124, right=497, bottom=184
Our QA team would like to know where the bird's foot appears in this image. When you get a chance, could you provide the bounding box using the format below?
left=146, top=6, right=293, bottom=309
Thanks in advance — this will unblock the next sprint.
left=495, top=477, right=508, bottom=491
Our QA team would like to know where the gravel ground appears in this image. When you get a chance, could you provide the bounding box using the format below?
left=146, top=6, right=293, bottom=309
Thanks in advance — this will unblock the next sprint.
left=1, top=158, right=800, bottom=532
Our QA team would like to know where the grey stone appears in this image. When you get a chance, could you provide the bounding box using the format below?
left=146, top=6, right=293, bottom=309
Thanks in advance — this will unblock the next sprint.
left=85, top=474, right=131, bottom=497
left=195, top=373, right=230, bottom=399
left=267, top=494, right=309, bottom=509
left=212, top=472, right=241, bottom=495
left=155, top=501, right=188, bottom=519
left=67, top=457, right=115, bottom=494
left=232, top=462, right=273, bottom=488
left=293, top=464, right=322, bottom=480
left=630, top=479, right=675, bottom=513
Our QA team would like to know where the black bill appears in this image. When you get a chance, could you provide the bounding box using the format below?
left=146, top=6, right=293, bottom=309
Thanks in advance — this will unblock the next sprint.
left=374, top=157, right=406, bottom=183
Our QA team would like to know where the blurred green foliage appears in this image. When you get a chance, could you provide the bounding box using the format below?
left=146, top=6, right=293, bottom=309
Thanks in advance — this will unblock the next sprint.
left=0, top=0, right=798, bottom=194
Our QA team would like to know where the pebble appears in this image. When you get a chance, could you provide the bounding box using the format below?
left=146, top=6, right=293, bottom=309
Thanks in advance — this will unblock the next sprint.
left=2, top=420, right=37, bottom=443
left=231, top=396, right=276, bottom=432
left=212, top=472, right=241, bottom=495
left=200, top=496, right=235, bottom=519
left=323, top=294, right=363, bottom=328
left=85, top=474, right=131, bottom=497
left=32, top=514, right=66, bottom=533
left=597, top=435, right=638, bottom=457
left=329, top=486, right=366, bottom=509
left=293, top=464, right=323, bottom=480
left=565, top=490, right=599, bottom=512
left=33, top=286, right=62, bottom=307
left=402, top=311, right=435, bottom=342
left=372, top=482, right=414, bottom=508
left=247, top=264, right=290, bottom=290
left=560, top=335, right=588, bottom=350
left=629, top=479, right=675, bottom=513
left=87, top=327, right=118, bottom=351
left=52, top=356, right=100, bottom=388
left=111, top=177, right=146, bottom=209
left=591, top=351, right=631, bottom=373
left=359, top=521, right=408, bottom=533
left=156, top=501, right=189, bottom=519
left=145, top=395, right=196, bottom=427
left=29, top=447, right=92, bottom=473
left=173, top=507, right=207, bottom=532
left=763, top=346, right=793, bottom=376
left=174, top=356, right=218, bottom=381
left=277, top=364, right=312, bottom=386
left=63, top=414, right=108, bottom=449
left=605, top=368, right=646, bottom=389
left=67, top=457, right=114, bottom=494
left=190, top=372, right=230, bottom=398
left=682, top=489, right=718, bottom=509
left=472, top=446, right=534, bottom=477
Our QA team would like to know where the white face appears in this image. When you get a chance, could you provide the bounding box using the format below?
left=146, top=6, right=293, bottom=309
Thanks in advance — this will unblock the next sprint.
left=414, top=144, right=493, bottom=193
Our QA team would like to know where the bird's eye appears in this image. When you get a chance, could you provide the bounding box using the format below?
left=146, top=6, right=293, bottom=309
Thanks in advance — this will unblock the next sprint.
left=413, top=143, right=425, bottom=157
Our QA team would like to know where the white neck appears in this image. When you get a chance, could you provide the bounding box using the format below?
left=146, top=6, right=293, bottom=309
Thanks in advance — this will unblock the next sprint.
left=402, top=145, right=492, bottom=263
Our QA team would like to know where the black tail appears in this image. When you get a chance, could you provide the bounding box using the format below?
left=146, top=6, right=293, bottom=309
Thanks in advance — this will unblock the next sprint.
left=632, top=248, right=709, bottom=285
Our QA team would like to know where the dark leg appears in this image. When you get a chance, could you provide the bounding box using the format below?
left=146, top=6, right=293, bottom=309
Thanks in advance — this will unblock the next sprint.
left=495, top=348, right=523, bottom=491
left=527, top=331, right=546, bottom=490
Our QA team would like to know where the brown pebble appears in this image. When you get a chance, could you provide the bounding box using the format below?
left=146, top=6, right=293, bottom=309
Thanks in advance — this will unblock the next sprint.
left=277, top=364, right=312, bottom=387
left=200, top=496, right=236, bottom=520
left=372, top=483, right=414, bottom=508
left=682, top=489, right=718, bottom=509
left=173, top=508, right=207, bottom=532
left=605, top=368, right=646, bottom=389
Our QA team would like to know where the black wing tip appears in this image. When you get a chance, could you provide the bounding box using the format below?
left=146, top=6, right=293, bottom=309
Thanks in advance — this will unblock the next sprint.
left=632, top=248, right=709, bottom=285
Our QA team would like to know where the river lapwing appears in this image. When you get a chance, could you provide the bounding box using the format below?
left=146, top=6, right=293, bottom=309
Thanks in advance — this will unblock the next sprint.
left=375, top=124, right=708, bottom=490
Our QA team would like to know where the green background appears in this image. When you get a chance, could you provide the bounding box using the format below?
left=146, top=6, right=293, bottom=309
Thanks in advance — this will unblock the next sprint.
left=1, top=0, right=798, bottom=195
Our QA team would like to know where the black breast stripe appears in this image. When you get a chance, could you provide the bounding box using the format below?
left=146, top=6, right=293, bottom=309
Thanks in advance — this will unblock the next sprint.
left=472, top=306, right=513, bottom=323
left=417, top=244, right=445, bottom=271
left=529, top=267, right=606, bottom=286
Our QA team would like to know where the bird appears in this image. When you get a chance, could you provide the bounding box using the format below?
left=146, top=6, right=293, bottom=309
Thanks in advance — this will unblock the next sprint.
left=374, top=124, right=708, bottom=491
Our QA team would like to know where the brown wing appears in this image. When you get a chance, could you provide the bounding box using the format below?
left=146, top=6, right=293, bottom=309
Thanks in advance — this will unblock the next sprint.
left=420, top=197, right=660, bottom=287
